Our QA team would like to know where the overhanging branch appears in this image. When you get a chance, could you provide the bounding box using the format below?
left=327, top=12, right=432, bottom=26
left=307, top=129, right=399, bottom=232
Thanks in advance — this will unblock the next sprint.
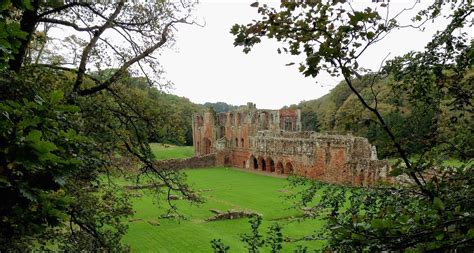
left=78, top=20, right=181, bottom=96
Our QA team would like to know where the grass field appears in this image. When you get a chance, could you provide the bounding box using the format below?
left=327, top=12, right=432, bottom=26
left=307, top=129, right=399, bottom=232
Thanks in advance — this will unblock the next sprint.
left=387, top=156, right=470, bottom=167
left=134, top=145, right=469, bottom=252
left=122, top=168, right=324, bottom=252
left=150, top=143, right=194, bottom=160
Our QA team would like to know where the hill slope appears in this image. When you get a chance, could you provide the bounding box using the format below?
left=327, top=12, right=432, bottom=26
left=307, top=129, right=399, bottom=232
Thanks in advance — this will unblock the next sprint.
left=295, top=73, right=473, bottom=159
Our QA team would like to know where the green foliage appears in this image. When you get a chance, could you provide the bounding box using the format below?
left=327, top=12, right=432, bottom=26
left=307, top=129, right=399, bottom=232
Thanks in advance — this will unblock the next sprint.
left=285, top=169, right=474, bottom=252
left=150, top=143, right=194, bottom=160
left=211, top=239, right=230, bottom=253
left=295, top=73, right=462, bottom=158
left=125, top=168, right=324, bottom=252
left=58, top=182, right=132, bottom=252
left=127, top=78, right=204, bottom=145
left=0, top=82, right=133, bottom=250
left=232, top=0, right=473, bottom=251
left=239, top=215, right=286, bottom=253
left=0, top=90, right=78, bottom=241
left=0, top=0, right=201, bottom=251
left=300, top=108, right=319, bottom=132
left=266, top=223, right=283, bottom=253
left=0, top=0, right=37, bottom=70
left=203, top=101, right=238, bottom=113
left=240, top=215, right=265, bottom=252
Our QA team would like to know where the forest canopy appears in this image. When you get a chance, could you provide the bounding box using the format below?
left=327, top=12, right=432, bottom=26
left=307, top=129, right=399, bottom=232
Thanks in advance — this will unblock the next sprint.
left=0, top=0, right=203, bottom=250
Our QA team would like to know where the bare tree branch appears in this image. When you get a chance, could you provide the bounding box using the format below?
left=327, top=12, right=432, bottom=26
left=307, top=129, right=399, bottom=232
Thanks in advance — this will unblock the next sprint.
left=72, top=0, right=125, bottom=94
left=78, top=20, right=183, bottom=96
left=38, top=17, right=101, bottom=32
left=37, top=2, right=91, bottom=18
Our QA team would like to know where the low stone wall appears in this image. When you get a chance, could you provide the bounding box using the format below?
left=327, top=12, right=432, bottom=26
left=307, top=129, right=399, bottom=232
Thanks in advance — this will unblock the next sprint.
left=153, top=154, right=216, bottom=170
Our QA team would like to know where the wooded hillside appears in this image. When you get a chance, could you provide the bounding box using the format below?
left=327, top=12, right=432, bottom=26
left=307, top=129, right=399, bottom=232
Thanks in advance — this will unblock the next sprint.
left=297, top=70, right=473, bottom=159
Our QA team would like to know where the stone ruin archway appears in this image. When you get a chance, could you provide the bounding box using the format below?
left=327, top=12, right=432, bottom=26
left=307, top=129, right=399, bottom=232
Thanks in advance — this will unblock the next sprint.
left=259, top=157, right=266, bottom=171
left=268, top=158, right=275, bottom=173
left=250, top=155, right=258, bottom=170
left=284, top=162, right=294, bottom=175
left=224, top=155, right=230, bottom=165
left=276, top=161, right=284, bottom=174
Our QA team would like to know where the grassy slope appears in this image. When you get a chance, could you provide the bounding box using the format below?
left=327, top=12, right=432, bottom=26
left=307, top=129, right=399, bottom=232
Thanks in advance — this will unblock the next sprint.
left=123, top=168, right=324, bottom=252
left=387, top=157, right=470, bottom=167
left=150, top=143, right=194, bottom=160
left=122, top=146, right=323, bottom=252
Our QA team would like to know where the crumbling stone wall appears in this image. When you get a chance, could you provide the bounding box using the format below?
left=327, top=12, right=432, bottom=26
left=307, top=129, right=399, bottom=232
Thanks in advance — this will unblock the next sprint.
left=192, top=103, right=390, bottom=186
left=153, top=154, right=216, bottom=170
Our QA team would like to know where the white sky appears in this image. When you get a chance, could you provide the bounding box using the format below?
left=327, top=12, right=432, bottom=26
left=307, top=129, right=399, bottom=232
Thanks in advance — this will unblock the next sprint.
left=159, top=0, right=468, bottom=109
left=46, top=1, right=471, bottom=109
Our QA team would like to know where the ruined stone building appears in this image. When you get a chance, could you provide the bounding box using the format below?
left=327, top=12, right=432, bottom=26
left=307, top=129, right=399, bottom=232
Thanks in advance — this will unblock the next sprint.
left=192, top=103, right=389, bottom=186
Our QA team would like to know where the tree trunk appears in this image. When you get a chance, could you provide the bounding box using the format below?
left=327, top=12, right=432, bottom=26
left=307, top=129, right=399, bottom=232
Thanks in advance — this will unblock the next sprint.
left=8, top=1, right=40, bottom=72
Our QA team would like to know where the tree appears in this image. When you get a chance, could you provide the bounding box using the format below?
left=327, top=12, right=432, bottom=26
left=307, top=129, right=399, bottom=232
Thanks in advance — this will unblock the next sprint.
left=232, top=0, right=473, bottom=251
left=300, top=108, right=320, bottom=132
left=1, top=0, right=200, bottom=250
left=203, top=102, right=238, bottom=113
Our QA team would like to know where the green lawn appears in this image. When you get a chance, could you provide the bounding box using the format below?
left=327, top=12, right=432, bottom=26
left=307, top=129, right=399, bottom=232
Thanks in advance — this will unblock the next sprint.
left=122, top=168, right=324, bottom=252
left=150, top=143, right=194, bottom=160
left=387, top=156, right=470, bottom=167
left=123, top=145, right=470, bottom=252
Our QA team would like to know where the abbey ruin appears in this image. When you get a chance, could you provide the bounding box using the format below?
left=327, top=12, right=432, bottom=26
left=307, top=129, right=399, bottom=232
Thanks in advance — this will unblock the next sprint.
left=192, top=103, right=390, bottom=186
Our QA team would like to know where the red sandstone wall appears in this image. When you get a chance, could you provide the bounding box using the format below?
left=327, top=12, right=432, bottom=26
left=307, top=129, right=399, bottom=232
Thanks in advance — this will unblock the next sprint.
left=192, top=107, right=389, bottom=186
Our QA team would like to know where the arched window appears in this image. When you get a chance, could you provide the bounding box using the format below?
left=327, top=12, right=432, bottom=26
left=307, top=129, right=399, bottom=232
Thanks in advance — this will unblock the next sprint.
left=259, top=157, right=266, bottom=171
left=250, top=155, right=258, bottom=170
left=241, top=138, right=244, bottom=148
left=284, top=162, right=294, bottom=175
left=235, top=138, right=238, bottom=147
left=269, top=159, right=275, bottom=172
left=276, top=161, right=284, bottom=174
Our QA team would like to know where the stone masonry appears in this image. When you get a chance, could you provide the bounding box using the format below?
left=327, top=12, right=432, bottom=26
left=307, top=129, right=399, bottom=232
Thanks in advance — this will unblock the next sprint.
left=192, top=103, right=389, bottom=186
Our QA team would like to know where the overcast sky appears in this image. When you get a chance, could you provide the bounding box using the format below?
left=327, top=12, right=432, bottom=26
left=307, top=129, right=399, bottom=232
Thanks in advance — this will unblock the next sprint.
left=158, top=0, right=474, bottom=109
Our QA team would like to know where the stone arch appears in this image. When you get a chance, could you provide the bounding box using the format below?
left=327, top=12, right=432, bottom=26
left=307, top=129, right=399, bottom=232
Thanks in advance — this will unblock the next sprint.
left=276, top=161, right=284, bottom=174
left=259, top=157, right=266, bottom=171
left=204, top=138, right=212, bottom=154
left=252, top=112, right=258, bottom=123
left=284, top=162, right=294, bottom=175
left=268, top=158, right=275, bottom=173
left=224, top=155, right=230, bottom=166
left=250, top=155, right=258, bottom=170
